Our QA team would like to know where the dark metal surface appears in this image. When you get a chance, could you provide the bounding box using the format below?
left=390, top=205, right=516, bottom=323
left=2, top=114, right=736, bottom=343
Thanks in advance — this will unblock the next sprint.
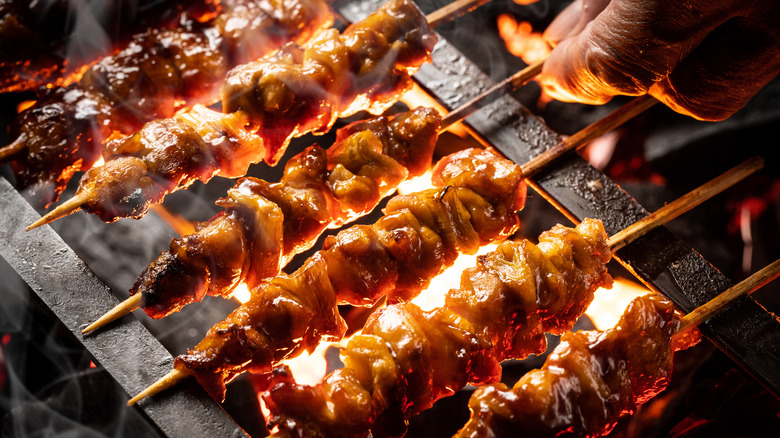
left=337, top=0, right=780, bottom=399
left=0, top=177, right=249, bottom=438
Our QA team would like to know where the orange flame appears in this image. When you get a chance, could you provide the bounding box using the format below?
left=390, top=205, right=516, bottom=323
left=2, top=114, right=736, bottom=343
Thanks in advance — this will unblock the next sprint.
left=411, top=244, right=499, bottom=311
left=150, top=205, right=197, bottom=236
left=231, top=282, right=252, bottom=304
left=497, top=14, right=551, bottom=65
left=585, top=276, right=650, bottom=330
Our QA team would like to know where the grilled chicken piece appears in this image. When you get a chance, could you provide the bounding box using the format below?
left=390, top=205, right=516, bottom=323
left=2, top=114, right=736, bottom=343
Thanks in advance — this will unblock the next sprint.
left=173, top=148, right=526, bottom=401
left=456, top=293, right=701, bottom=438
left=133, top=107, right=441, bottom=318
left=261, top=218, right=614, bottom=437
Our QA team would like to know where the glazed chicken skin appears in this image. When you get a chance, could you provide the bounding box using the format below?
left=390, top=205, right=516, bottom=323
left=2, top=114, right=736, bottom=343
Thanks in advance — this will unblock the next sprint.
left=133, top=107, right=441, bottom=319
left=260, top=218, right=614, bottom=438
left=71, top=0, right=437, bottom=223
left=6, top=0, right=332, bottom=207
left=455, top=294, right=702, bottom=438
left=173, top=148, right=527, bottom=401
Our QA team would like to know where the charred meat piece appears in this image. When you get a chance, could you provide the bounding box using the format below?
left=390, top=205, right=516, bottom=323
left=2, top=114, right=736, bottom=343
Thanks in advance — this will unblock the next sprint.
left=456, top=294, right=701, bottom=438
left=133, top=107, right=441, bottom=318
left=173, top=148, right=526, bottom=401
left=262, top=218, right=614, bottom=437
left=71, top=0, right=437, bottom=222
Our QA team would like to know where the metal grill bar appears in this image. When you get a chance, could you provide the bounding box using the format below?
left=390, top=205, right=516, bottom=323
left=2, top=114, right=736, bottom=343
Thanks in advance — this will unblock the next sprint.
left=0, top=177, right=249, bottom=438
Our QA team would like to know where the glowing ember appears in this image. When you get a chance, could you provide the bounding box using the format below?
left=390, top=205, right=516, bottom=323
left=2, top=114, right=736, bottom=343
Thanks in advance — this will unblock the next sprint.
left=496, top=14, right=551, bottom=65
left=92, top=156, right=105, bottom=168
left=585, top=276, right=649, bottom=330
left=412, top=244, right=499, bottom=311
left=231, top=282, right=252, bottom=304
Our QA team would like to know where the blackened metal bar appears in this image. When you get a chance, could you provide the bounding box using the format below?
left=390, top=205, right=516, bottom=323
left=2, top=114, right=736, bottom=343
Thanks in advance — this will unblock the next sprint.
left=337, top=0, right=780, bottom=398
left=0, top=177, right=248, bottom=438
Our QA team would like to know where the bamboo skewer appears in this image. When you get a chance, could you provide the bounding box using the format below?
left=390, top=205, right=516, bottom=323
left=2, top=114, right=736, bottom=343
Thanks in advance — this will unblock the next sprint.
left=425, top=0, right=492, bottom=28
left=82, top=66, right=650, bottom=335
left=676, top=259, right=780, bottom=335
left=125, top=156, right=763, bottom=406
left=0, top=136, right=26, bottom=163
left=25, top=191, right=91, bottom=231
left=607, top=156, right=765, bottom=251
left=23, top=0, right=497, bottom=233
left=127, top=368, right=190, bottom=406
left=82, top=294, right=144, bottom=334
left=440, top=57, right=546, bottom=130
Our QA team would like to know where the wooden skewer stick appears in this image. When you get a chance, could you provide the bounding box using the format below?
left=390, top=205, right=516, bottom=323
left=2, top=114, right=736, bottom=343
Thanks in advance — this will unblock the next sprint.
left=0, top=136, right=26, bottom=163
left=440, top=57, right=546, bottom=130
left=124, top=153, right=764, bottom=406
left=521, top=94, right=658, bottom=177
left=26, top=191, right=91, bottom=231
left=82, top=294, right=144, bottom=334
left=607, top=156, right=765, bottom=252
left=127, top=368, right=191, bottom=406
left=676, top=259, right=780, bottom=335
left=425, top=0, right=493, bottom=28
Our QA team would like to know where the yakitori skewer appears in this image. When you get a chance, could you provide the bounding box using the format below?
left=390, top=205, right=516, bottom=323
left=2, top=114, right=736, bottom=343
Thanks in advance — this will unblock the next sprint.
left=125, top=135, right=762, bottom=408
left=81, top=58, right=548, bottom=334
left=25, top=0, right=493, bottom=229
left=83, top=73, right=648, bottom=341
left=252, top=158, right=764, bottom=438
left=2, top=0, right=334, bottom=208
left=455, top=258, right=780, bottom=438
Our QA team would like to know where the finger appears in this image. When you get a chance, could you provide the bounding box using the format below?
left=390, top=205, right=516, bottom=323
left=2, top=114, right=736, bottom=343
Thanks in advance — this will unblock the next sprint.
left=541, top=0, right=735, bottom=104
left=651, top=15, right=780, bottom=121
left=544, top=0, right=610, bottom=46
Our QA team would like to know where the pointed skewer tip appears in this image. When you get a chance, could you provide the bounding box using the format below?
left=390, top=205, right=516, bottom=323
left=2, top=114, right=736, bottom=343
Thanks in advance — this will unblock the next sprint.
left=82, top=293, right=144, bottom=334
left=127, top=368, right=190, bottom=406
left=26, top=191, right=90, bottom=231
left=0, top=136, right=26, bottom=163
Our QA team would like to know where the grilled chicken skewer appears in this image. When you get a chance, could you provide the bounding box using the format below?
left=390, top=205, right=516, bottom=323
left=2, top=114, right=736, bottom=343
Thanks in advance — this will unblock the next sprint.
left=2, top=0, right=333, bottom=207
left=0, top=0, right=214, bottom=93
left=128, top=147, right=528, bottom=404
left=84, top=106, right=442, bottom=330
left=26, top=0, right=495, bottom=228
left=455, top=259, right=780, bottom=438
left=83, top=88, right=646, bottom=333
left=126, top=151, right=761, bottom=408
left=254, top=158, right=763, bottom=438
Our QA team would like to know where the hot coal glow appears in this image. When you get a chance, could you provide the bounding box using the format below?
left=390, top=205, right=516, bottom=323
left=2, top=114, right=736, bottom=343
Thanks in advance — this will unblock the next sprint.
left=496, top=13, right=550, bottom=65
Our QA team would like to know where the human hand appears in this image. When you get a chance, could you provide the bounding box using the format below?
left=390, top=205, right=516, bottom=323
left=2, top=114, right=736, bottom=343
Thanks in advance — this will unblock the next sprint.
left=539, top=0, right=780, bottom=121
